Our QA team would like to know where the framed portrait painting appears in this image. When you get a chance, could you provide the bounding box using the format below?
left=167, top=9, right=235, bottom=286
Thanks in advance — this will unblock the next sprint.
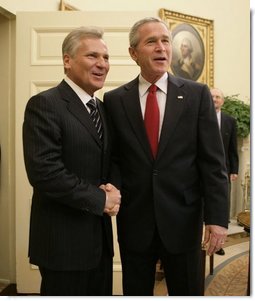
left=159, top=9, right=214, bottom=87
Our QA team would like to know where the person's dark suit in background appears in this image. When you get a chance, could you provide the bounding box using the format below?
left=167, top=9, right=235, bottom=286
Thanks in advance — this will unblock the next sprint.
left=104, top=17, right=229, bottom=296
left=211, top=88, right=239, bottom=256
left=23, top=27, right=121, bottom=296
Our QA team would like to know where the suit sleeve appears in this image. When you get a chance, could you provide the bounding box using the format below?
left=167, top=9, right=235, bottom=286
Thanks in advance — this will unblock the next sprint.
left=229, top=118, right=239, bottom=174
left=23, top=93, right=105, bottom=216
left=197, top=85, right=229, bottom=228
left=103, top=93, right=122, bottom=189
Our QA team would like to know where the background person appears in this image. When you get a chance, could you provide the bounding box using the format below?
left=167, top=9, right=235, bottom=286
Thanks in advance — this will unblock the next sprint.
left=104, top=17, right=229, bottom=296
left=211, top=87, right=239, bottom=256
left=23, top=26, right=121, bottom=296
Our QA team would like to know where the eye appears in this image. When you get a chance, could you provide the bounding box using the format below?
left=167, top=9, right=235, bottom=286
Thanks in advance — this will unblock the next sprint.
left=87, top=53, right=97, bottom=58
left=104, top=55, right=109, bottom=62
left=146, top=38, right=156, bottom=44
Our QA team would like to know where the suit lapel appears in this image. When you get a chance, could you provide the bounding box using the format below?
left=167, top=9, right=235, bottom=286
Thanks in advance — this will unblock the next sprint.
left=58, top=80, right=103, bottom=147
left=157, top=75, right=186, bottom=159
left=121, top=78, right=152, bottom=160
left=121, top=75, right=187, bottom=161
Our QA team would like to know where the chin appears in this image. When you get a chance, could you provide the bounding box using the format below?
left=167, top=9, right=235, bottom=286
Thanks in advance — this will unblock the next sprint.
left=154, top=69, right=167, bottom=77
left=154, top=66, right=168, bottom=73
left=93, top=82, right=104, bottom=90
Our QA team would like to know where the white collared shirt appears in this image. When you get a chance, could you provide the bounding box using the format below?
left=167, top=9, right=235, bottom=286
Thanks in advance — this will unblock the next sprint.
left=216, top=110, right=221, bottom=128
left=64, top=76, right=95, bottom=113
left=139, top=72, right=168, bottom=137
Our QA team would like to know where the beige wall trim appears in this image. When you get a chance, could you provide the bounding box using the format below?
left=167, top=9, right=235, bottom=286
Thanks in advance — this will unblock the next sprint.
left=0, top=6, right=15, bottom=19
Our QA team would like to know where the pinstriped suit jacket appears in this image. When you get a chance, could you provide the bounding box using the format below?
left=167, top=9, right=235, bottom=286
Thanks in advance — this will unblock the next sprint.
left=23, top=80, right=113, bottom=271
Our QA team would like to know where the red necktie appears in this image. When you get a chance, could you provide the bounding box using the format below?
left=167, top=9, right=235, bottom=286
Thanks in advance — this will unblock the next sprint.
left=144, top=84, right=159, bottom=158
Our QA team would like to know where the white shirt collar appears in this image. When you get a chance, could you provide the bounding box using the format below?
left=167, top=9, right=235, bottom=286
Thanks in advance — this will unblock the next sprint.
left=139, top=73, right=168, bottom=97
left=64, top=76, right=94, bottom=106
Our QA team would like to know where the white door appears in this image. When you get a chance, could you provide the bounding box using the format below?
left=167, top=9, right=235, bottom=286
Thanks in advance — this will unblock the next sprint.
left=15, top=10, right=155, bottom=294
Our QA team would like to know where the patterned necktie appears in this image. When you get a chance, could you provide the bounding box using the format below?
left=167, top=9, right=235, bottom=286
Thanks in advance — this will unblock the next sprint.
left=87, top=99, right=103, bottom=140
left=144, top=84, right=159, bottom=158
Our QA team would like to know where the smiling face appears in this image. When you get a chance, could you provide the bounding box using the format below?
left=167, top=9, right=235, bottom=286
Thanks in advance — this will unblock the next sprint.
left=63, top=37, right=109, bottom=95
left=129, top=21, right=172, bottom=83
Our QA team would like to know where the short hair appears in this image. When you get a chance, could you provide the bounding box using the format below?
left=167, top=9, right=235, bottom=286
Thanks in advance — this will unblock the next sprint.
left=62, top=26, right=104, bottom=58
left=129, top=17, right=172, bottom=48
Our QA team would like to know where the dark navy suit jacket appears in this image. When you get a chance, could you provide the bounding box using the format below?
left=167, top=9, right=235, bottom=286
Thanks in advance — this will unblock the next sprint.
left=220, top=112, right=239, bottom=175
left=104, top=73, right=229, bottom=254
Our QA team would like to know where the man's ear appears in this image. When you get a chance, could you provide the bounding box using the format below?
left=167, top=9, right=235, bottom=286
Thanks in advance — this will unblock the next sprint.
left=128, top=47, right=137, bottom=62
left=63, top=53, right=71, bottom=70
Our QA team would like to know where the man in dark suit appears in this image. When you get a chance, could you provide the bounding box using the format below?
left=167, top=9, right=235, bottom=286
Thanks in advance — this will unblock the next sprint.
left=23, top=27, right=121, bottom=296
left=103, top=17, right=229, bottom=296
left=211, top=88, right=239, bottom=255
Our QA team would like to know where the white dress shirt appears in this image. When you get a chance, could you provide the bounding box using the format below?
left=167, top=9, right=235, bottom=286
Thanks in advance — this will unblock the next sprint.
left=216, top=110, right=221, bottom=128
left=64, top=76, right=95, bottom=113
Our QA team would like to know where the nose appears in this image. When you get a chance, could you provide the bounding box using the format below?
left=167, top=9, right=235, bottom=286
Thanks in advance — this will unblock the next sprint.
left=155, top=40, right=166, bottom=51
left=96, top=56, right=109, bottom=68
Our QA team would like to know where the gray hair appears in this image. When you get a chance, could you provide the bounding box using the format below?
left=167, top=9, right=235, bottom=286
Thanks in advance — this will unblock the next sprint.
left=211, top=87, right=225, bottom=99
left=129, top=17, right=172, bottom=48
left=62, top=26, right=104, bottom=58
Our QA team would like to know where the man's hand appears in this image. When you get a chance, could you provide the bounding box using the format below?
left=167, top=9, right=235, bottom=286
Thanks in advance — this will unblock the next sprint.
left=230, top=173, right=238, bottom=181
left=203, top=225, right=227, bottom=256
left=100, top=183, right=121, bottom=216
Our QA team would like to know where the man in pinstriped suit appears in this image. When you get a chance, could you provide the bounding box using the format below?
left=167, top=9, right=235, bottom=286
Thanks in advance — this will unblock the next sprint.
left=23, top=27, right=121, bottom=296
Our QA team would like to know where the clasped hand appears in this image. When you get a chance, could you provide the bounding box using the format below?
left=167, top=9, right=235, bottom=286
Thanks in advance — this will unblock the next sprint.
left=100, top=183, right=121, bottom=216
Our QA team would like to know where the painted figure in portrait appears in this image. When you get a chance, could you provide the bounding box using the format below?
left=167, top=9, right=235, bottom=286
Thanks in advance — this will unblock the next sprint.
left=171, top=24, right=204, bottom=81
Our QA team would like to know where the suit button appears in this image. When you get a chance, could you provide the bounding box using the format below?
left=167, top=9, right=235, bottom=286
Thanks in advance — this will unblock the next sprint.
left=153, top=169, right=158, bottom=176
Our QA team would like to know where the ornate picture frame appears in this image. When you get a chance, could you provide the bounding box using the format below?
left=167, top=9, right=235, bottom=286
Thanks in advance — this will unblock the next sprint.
left=59, top=0, right=78, bottom=11
left=159, top=9, right=214, bottom=87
